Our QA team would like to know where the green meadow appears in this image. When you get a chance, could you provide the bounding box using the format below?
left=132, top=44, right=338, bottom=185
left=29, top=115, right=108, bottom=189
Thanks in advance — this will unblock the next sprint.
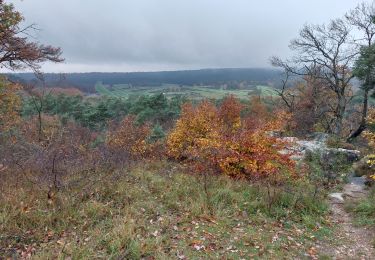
left=95, top=82, right=278, bottom=100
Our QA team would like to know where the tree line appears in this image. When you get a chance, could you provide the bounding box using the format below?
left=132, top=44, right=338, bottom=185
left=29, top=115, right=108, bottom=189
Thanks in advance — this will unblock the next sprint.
left=9, top=69, right=283, bottom=93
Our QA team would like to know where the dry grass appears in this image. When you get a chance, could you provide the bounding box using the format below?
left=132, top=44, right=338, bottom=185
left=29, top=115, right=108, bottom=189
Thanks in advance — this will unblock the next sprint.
left=1, top=161, right=332, bottom=259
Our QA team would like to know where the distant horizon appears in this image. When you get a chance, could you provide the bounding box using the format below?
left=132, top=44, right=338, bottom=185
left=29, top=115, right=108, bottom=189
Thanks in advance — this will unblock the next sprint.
left=5, top=66, right=280, bottom=75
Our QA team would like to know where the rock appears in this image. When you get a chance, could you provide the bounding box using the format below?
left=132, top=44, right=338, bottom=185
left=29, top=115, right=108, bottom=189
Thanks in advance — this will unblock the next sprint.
left=349, top=176, right=367, bottom=186
left=353, top=156, right=375, bottom=183
left=279, top=133, right=361, bottom=163
left=278, top=133, right=361, bottom=182
left=307, top=132, right=329, bottom=143
left=329, top=193, right=345, bottom=202
left=331, top=148, right=360, bottom=163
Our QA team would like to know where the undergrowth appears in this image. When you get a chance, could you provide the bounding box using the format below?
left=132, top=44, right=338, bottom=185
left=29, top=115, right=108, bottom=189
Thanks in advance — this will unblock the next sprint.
left=347, top=187, right=375, bottom=227
left=0, top=161, right=331, bottom=259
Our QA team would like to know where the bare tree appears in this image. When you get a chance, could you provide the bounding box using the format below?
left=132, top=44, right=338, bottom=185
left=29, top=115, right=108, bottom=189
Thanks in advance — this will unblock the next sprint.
left=346, top=2, right=375, bottom=141
left=23, top=74, right=53, bottom=141
left=273, top=65, right=339, bottom=135
left=271, top=18, right=356, bottom=136
left=0, top=0, right=63, bottom=72
left=275, top=70, right=296, bottom=112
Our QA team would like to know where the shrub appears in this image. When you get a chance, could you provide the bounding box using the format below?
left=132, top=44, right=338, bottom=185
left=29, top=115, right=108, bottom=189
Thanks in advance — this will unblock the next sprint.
left=304, top=150, right=352, bottom=186
left=364, top=108, right=375, bottom=150
left=363, top=109, right=375, bottom=183
left=106, top=116, right=162, bottom=163
left=167, top=96, right=295, bottom=182
left=0, top=77, right=21, bottom=134
left=326, top=135, right=356, bottom=150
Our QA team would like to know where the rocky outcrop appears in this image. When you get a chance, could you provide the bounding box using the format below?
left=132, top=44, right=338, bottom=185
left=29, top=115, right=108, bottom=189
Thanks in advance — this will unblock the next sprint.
left=280, top=133, right=361, bottom=162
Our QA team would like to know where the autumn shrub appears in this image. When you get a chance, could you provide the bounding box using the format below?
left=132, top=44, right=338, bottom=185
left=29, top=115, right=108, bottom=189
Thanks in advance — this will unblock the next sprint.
left=106, top=115, right=163, bottom=165
left=0, top=77, right=21, bottom=134
left=0, top=113, right=102, bottom=193
left=360, top=109, right=375, bottom=183
left=167, top=96, right=295, bottom=182
left=364, top=108, right=375, bottom=150
left=245, top=95, right=274, bottom=128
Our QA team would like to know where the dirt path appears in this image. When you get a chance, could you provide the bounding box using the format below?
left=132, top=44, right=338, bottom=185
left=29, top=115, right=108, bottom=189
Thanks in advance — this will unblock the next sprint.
left=317, top=177, right=375, bottom=259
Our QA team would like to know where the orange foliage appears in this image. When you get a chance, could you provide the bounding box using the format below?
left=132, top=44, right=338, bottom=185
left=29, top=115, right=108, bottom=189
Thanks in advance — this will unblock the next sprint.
left=246, top=96, right=272, bottom=128
left=244, top=96, right=290, bottom=132
left=167, top=100, right=221, bottom=160
left=106, top=115, right=156, bottom=159
left=167, top=95, right=295, bottom=182
left=0, top=78, right=21, bottom=132
left=219, top=95, right=243, bottom=131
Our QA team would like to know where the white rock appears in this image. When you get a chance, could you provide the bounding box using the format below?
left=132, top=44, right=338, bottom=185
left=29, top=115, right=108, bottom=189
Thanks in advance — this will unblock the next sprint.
left=278, top=134, right=360, bottom=162
left=329, top=193, right=345, bottom=202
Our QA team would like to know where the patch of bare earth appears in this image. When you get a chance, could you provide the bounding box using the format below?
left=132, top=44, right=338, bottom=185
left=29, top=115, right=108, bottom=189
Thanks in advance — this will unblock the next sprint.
left=317, top=179, right=375, bottom=259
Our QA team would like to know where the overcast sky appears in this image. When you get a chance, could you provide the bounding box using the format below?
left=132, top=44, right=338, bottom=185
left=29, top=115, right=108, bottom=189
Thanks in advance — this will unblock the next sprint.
left=5, top=0, right=368, bottom=72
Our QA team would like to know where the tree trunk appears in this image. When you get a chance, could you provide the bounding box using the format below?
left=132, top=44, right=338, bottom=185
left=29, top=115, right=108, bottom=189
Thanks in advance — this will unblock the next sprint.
left=333, top=93, right=346, bottom=137
left=347, top=86, right=370, bottom=142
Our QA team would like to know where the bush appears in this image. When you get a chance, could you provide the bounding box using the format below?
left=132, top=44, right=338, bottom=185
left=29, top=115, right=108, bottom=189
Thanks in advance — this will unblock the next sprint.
left=304, top=150, right=352, bottom=185
left=326, top=135, right=356, bottom=150
left=167, top=96, right=295, bottom=182
left=106, top=116, right=164, bottom=165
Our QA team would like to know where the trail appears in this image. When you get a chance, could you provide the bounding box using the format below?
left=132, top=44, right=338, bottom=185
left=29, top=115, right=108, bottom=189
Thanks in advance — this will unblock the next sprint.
left=317, top=176, right=375, bottom=259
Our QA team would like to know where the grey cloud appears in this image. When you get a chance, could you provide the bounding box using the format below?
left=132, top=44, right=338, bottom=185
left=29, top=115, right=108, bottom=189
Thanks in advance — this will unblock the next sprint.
left=6, top=0, right=367, bottom=72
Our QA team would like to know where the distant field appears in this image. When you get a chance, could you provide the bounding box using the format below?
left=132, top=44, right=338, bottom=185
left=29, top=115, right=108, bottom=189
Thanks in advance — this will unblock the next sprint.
left=95, top=82, right=278, bottom=100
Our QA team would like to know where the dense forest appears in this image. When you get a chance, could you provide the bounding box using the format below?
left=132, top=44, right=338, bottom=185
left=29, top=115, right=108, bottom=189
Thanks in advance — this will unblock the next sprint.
left=1, top=0, right=375, bottom=259
left=8, top=68, right=283, bottom=93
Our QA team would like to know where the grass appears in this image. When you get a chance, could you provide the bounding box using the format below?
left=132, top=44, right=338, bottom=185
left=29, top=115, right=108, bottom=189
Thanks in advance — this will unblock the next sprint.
left=0, top=161, right=332, bottom=259
left=346, top=188, right=375, bottom=227
left=94, top=82, right=278, bottom=100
